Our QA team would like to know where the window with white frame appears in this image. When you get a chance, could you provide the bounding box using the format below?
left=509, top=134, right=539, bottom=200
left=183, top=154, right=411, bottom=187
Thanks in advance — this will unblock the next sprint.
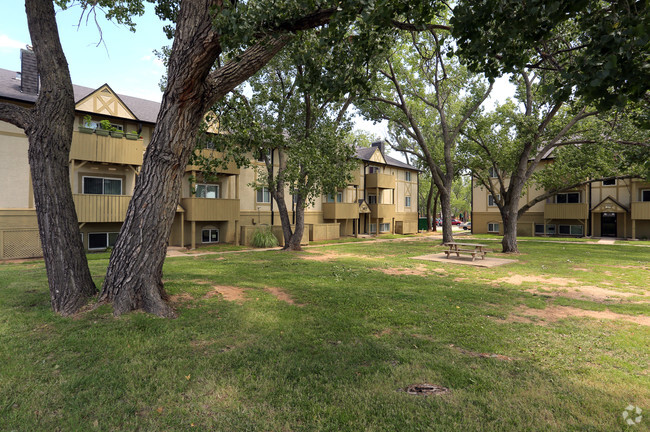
left=327, top=191, right=343, bottom=203
left=368, top=166, right=381, bottom=174
left=83, top=176, right=122, bottom=195
left=88, top=232, right=119, bottom=250
left=535, top=224, right=545, bottom=234
left=405, top=196, right=411, bottom=207
left=487, top=223, right=500, bottom=233
left=257, top=187, right=271, bottom=203
left=546, top=224, right=556, bottom=235
left=559, top=225, right=571, bottom=235
left=570, top=225, right=584, bottom=236
left=488, top=167, right=498, bottom=178
left=405, top=171, right=411, bottom=181
left=556, top=192, right=580, bottom=203
left=642, top=189, right=650, bottom=202
left=369, top=223, right=377, bottom=233
left=202, top=228, right=219, bottom=243
left=488, top=194, right=500, bottom=206
left=195, top=184, right=219, bottom=199
left=379, top=223, right=390, bottom=232
left=602, top=179, right=616, bottom=186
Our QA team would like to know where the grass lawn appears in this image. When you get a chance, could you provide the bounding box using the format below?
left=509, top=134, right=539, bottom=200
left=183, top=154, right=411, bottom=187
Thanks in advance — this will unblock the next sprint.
left=0, top=239, right=648, bottom=431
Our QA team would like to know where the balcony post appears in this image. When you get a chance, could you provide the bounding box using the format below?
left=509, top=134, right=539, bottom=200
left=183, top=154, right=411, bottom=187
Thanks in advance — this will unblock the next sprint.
left=632, top=220, right=636, bottom=240
left=180, top=212, right=185, bottom=248
left=191, top=221, right=196, bottom=250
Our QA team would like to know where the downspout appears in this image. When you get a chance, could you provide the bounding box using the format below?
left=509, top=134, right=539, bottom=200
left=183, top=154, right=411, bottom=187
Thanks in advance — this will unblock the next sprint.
left=587, top=182, right=592, bottom=237
left=270, top=149, right=274, bottom=226
left=470, top=174, right=474, bottom=234
left=417, top=171, right=420, bottom=231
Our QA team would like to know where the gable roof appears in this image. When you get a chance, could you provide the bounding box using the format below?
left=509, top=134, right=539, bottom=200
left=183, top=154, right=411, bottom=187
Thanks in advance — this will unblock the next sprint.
left=355, top=146, right=419, bottom=171
left=0, top=67, right=160, bottom=124
left=591, top=196, right=630, bottom=213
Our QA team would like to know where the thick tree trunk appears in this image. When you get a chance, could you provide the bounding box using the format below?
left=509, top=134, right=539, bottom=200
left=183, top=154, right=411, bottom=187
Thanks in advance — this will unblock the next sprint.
left=501, top=207, right=519, bottom=253
left=425, top=182, right=434, bottom=231
left=431, top=189, right=440, bottom=232
left=100, top=0, right=290, bottom=316
left=286, top=204, right=305, bottom=251
left=25, top=0, right=96, bottom=315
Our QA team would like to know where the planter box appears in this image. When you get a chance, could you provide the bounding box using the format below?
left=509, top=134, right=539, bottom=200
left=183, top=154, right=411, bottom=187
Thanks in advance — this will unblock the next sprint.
left=96, top=129, right=110, bottom=136
left=78, top=126, right=94, bottom=134
left=110, top=131, right=125, bottom=138
left=125, top=133, right=139, bottom=140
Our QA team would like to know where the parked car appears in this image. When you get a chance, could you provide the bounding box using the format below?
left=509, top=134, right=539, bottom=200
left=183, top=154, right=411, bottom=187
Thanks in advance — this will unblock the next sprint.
left=435, top=218, right=442, bottom=226
left=451, top=219, right=461, bottom=225
left=461, top=221, right=472, bottom=230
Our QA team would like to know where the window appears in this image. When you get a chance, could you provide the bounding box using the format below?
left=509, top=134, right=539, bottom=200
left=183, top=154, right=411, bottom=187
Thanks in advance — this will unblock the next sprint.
left=559, top=225, right=571, bottom=235
left=83, top=176, right=122, bottom=195
left=487, top=223, right=499, bottom=233
left=488, top=194, right=500, bottom=207
left=88, top=232, right=118, bottom=250
left=368, top=194, right=377, bottom=204
left=570, top=225, right=584, bottom=236
left=368, top=166, right=381, bottom=174
left=405, top=196, right=411, bottom=207
left=202, top=228, right=219, bottom=243
left=379, top=223, right=390, bottom=232
left=257, top=187, right=271, bottom=203
left=546, top=224, right=556, bottom=235
left=369, top=223, right=377, bottom=233
left=195, top=184, right=219, bottom=199
left=642, top=189, right=650, bottom=202
left=488, top=167, right=498, bottom=178
left=405, top=171, right=411, bottom=181
left=327, top=192, right=343, bottom=203
left=535, top=224, right=545, bottom=234
left=602, top=179, right=616, bottom=186
left=556, top=192, right=580, bottom=203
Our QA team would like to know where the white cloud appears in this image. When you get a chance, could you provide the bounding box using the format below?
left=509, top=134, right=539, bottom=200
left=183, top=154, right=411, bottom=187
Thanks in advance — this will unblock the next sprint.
left=0, top=34, right=28, bottom=51
left=140, top=54, right=165, bottom=69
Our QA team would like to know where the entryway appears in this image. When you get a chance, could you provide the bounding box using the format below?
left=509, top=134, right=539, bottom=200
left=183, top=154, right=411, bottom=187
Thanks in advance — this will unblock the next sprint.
left=601, top=212, right=617, bottom=237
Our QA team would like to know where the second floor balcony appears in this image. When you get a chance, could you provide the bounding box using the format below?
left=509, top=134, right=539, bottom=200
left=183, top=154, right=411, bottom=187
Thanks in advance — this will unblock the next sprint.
left=366, top=173, right=395, bottom=189
left=73, top=194, right=131, bottom=223
left=180, top=198, right=240, bottom=221
left=70, top=131, right=145, bottom=165
left=544, top=203, right=589, bottom=220
left=369, top=203, right=395, bottom=220
left=322, top=202, right=359, bottom=220
left=186, top=149, right=240, bottom=175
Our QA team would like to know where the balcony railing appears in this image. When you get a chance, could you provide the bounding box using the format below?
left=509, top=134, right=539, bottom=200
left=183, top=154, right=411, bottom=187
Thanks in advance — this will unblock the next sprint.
left=544, top=203, right=589, bottom=220
left=631, top=202, right=650, bottom=220
left=322, top=202, right=359, bottom=220
left=369, top=203, right=395, bottom=219
left=70, top=131, right=145, bottom=165
left=73, top=194, right=131, bottom=223
left=180, top=198, right=240, bottom=221
left=186, top=149, right=240, bottom=175
left=366, top=173, right=395, bottom=189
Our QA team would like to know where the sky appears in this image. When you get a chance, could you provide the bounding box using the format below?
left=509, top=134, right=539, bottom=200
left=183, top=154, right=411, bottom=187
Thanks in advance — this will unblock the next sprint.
left=0, top=3, right=514, bottom=142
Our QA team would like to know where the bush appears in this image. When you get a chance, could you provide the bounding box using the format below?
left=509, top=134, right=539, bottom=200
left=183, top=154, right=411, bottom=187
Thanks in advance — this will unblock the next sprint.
left=252, top=225, right=278, bottom=248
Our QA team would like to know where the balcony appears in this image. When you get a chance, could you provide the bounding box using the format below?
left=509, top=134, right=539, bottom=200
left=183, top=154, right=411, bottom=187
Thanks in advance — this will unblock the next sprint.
left=366, top=173, right=395, bottom=189
left=544, top=203, right=589, bottom=220
left=631, top=202, right=650, bottom=220
left=186, top=149, right=240, bottom=175
left=369, top=203, right=395, bottom=220
left=180, top=198, right=240, bottom=221
left=70, top=131, right=145, bottom=165
left=322, top=203, right=359, bottom=220
left=73, top=194, right=131, bottom=223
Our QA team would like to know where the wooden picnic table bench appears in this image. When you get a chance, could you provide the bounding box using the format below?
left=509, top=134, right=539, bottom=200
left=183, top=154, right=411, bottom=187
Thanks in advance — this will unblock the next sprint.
left=443, top=242, right=489, bottom=261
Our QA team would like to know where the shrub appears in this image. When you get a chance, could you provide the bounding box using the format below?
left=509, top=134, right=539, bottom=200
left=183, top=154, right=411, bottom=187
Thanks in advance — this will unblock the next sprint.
left=252, top=225, right=278, bottom=248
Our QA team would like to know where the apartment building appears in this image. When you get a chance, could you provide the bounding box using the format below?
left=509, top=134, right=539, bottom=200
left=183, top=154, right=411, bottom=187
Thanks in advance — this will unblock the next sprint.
left=472, top=164, right=650, bottom=240
left=0, top=49, right=418, bottom=259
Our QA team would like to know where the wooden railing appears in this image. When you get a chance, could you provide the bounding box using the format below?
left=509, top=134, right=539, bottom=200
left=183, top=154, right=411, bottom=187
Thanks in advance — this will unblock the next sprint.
left=70, top=131, right=145, bottom=165
left=631, top=202, right=650, bottom=220
left=185, top=149, right=240, bottom=175
left=544, top=203, right=589, bottom=220
left=322, top=202, right=359, bottom=220
left=180, top=198, right=240, bottom=221
left=366, top=173, right=396, bottom=189
left=73, top=194, right=131, bottom=223
left=369, top=203, right=395, bottom=219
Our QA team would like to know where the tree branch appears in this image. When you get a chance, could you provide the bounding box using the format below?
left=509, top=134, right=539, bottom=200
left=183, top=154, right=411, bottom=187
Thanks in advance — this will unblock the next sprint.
left=0, top=102, right=33, bottom=130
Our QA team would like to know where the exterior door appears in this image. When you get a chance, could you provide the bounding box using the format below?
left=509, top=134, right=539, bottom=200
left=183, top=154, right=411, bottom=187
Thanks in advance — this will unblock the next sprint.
left=601, top=212, right=617, bottom=237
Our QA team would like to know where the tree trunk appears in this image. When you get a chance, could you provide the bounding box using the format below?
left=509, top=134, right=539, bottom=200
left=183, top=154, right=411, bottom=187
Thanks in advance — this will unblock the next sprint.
left=425, top=182, right=434, bottom=231
left=25, top=0, right=96, bottom=315
left=439, top=187, right=454, bottom=243
left=431, top=188, right=440, bottom=232
left=501, top=207, right=519, bottom=253
left=286, top=202, right=305, bottom=251
left=100, top=0, right=290, bottom=316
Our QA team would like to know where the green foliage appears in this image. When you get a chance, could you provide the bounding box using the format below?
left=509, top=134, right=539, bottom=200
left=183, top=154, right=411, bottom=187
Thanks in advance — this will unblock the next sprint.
left=82, top=114, right=92, bottom=128
left=451, top=0, right=650, bottom=111
left=99, top=119, right=116, bottom=131
left=251, top=225, right=279, bottom=248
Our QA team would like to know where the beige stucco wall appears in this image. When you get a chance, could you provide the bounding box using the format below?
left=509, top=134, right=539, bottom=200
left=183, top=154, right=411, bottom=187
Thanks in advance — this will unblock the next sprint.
left=0, top=122, right=30, bottom=208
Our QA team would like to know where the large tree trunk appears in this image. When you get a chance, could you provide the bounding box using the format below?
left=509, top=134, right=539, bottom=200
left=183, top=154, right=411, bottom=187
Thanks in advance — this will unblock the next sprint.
left=100, top=0, right=290, bottom=316
left=286, top=201, right=305, bottom=251
left=425, top=182, right=434, bottom=231
left=439, top=187, right=454, bottom=244
left=21, top=0, right=96, bottom=315
left=501, top=207, right=519, bottom=253
left=431, top=188, right=440, bottom=232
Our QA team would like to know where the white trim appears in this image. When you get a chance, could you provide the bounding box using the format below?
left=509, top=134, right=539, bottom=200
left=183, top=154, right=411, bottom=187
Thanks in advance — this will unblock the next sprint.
left=82, top=175, right=122, bottom=195
left=487, top=222, right=499, bottom=233
left=87, top=232, right=119, bottom=250
left=195, top=183, right=220, bottom=199
left=641, top=189, right=650, bottom=202
left=256, top=187, right=271, bottom=203
left=201, top=228, right=219, bottom=243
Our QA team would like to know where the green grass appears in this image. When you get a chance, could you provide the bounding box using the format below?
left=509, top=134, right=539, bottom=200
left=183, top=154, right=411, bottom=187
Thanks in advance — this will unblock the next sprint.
left=0, top=239, right=648, bottom=431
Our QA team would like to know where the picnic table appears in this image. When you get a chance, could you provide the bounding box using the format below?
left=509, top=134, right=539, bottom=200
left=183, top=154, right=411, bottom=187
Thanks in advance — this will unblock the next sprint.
left=443, top=242, right=489, bottom=261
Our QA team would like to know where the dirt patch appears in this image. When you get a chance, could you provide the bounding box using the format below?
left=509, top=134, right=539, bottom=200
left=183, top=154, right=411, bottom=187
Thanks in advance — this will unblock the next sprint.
left=374, top=328, right=392, bottom=338
left=378, top=264, right=432, bottom=276
left=501, top=305, right=650, bottom=327
left=450, top=344, right=514, bottom=361
left=265, top=286, right=303, bottom=306
left=402, top=383, right=450, bottom=396
left=169, top=293, right=194, bottom=303
left=495, top=274, right=576, bottom=286
left=572, top=267, right=589, bottom=272
left=204, top=285, right=247, bottom=303
left=300, top=251, right=374, bottom=261
left=527, top=286, right=647, bottom=303
left=454, top=277, right=468, bottom=282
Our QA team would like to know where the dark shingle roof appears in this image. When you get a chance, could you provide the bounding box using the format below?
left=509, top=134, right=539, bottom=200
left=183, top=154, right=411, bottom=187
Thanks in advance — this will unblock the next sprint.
left=355, top=146, right=419, bottom=171
left=0, top=67, right=160, bottom=124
